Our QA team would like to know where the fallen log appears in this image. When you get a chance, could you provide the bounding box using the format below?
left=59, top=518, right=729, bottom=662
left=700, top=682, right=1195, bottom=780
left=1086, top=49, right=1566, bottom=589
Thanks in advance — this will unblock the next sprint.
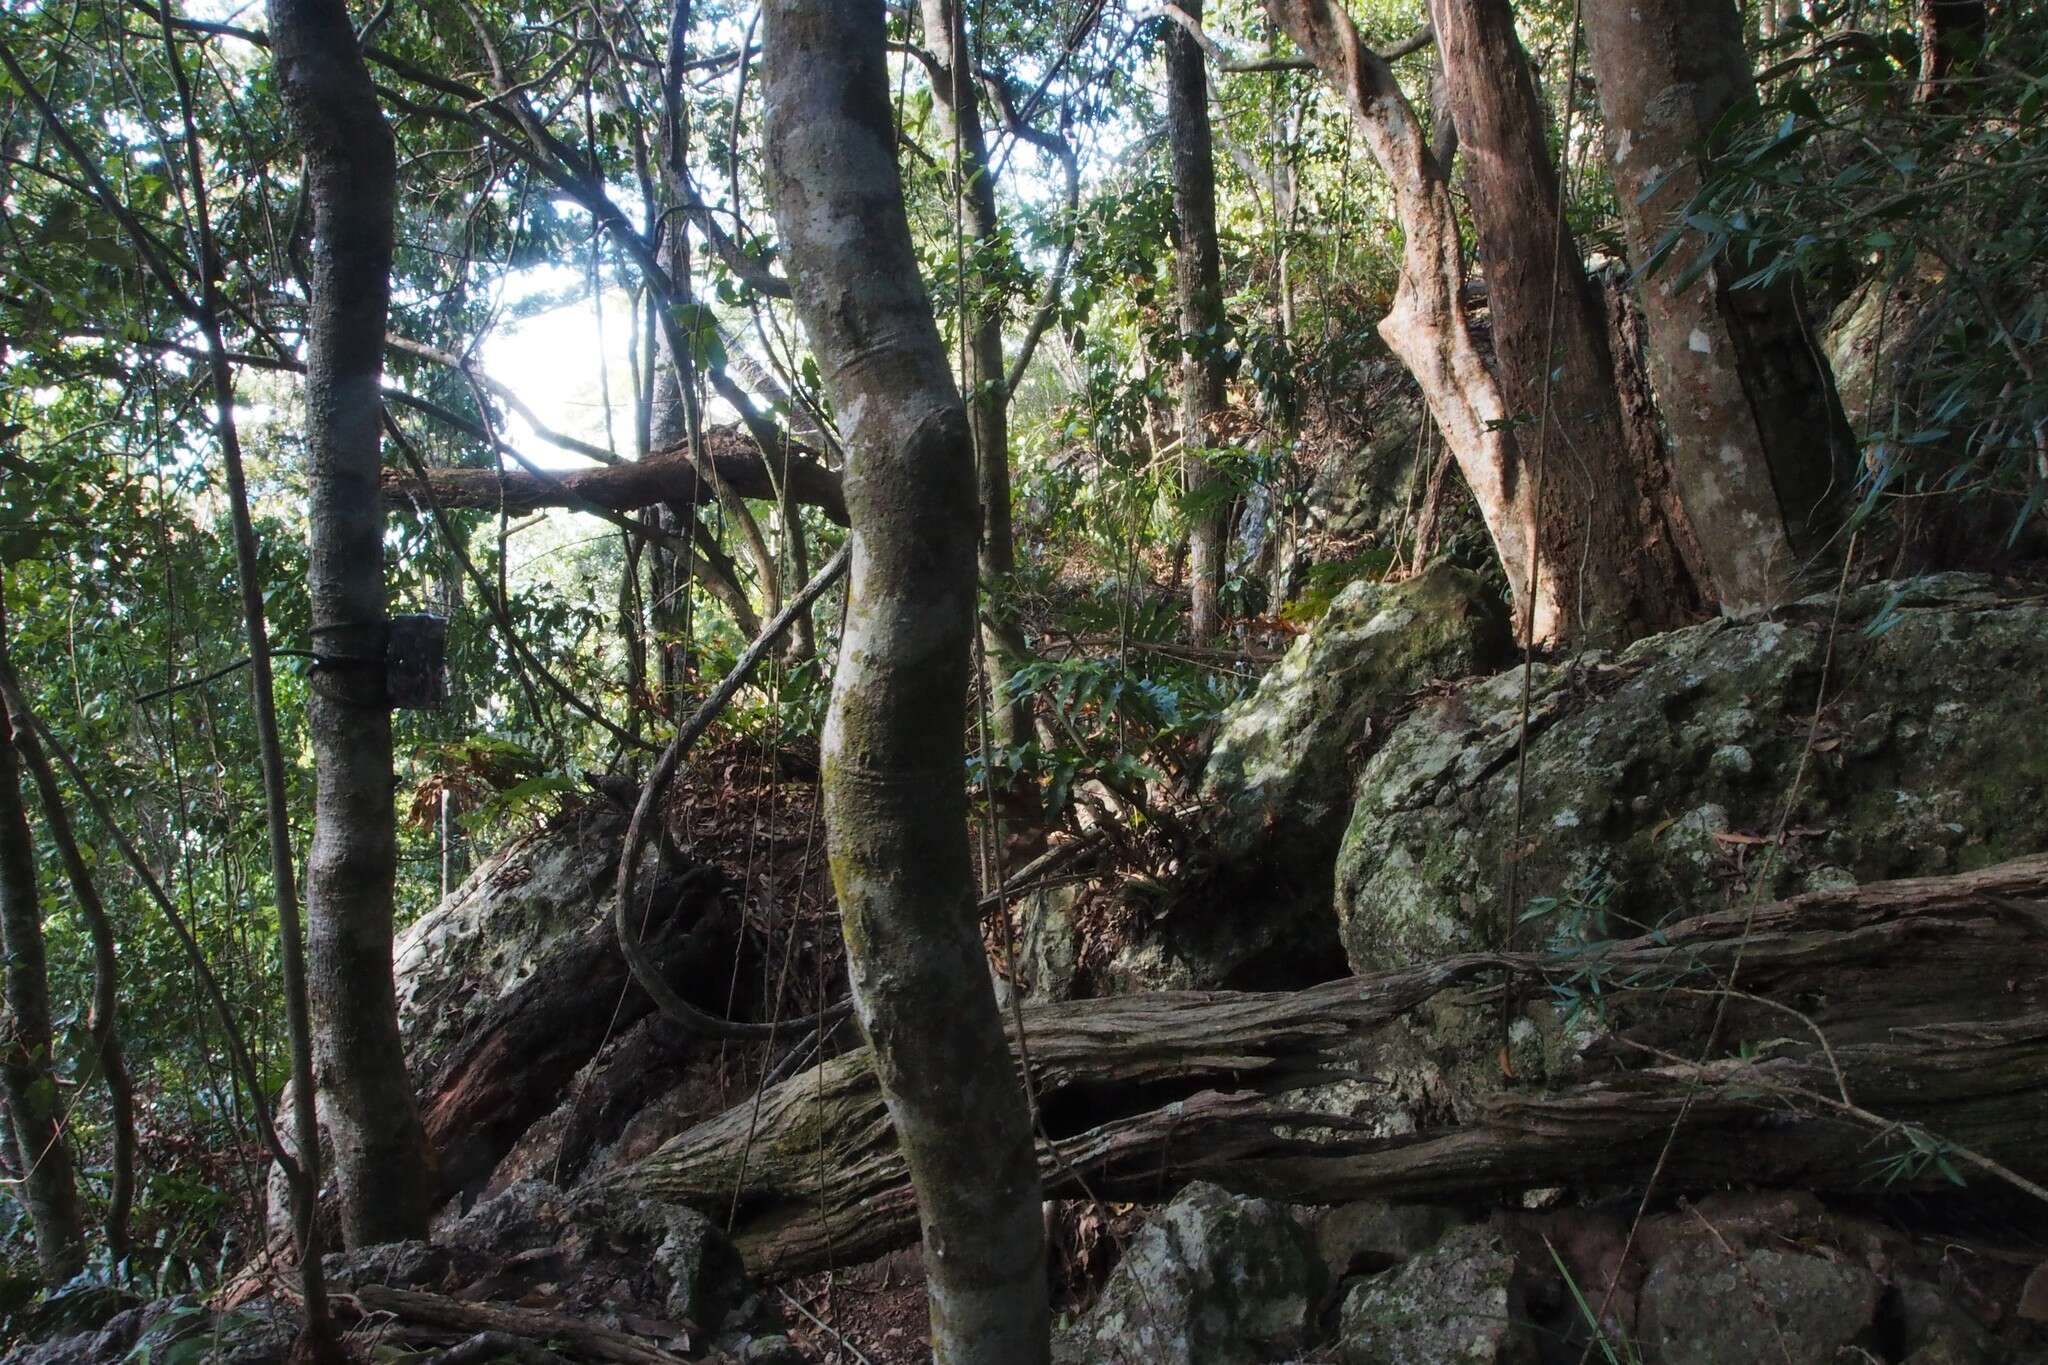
left=352, top=1286, right=712, bottom=1365
left=605, top=855, right=2048, bottom=1277
left=381, top=427, right=848, bottom=525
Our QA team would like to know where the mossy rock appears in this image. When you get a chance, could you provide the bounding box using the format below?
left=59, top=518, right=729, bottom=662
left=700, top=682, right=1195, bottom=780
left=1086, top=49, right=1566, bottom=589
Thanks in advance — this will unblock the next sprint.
left=1171, top=562, right=1511, bottom=987
left=1053, top=1182, right=1325, bottom=1365
left=1335, top=574, right=2048, bottom=973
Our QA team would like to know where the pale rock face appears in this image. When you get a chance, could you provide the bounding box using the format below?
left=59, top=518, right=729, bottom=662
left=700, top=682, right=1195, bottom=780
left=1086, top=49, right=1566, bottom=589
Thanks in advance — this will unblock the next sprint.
left=1334, top=574, right=2048, bottom=974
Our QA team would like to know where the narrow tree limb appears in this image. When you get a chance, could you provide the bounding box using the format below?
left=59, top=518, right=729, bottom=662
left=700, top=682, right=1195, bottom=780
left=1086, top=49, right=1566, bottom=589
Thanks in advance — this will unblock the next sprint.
left=380, top=429, right=848, bottom=525
left=610, top=855, right=2048, bottom=1277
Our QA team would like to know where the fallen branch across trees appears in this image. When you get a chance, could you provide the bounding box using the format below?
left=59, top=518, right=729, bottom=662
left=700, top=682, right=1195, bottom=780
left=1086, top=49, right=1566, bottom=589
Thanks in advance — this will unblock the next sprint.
left=380, top=428, right=848, bottom=525
left=605, top=855, right=2048, bottom=1276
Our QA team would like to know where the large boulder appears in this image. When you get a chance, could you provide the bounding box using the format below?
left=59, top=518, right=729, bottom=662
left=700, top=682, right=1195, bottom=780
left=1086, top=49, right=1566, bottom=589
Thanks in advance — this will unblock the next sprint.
left=1053, top=1182, right=1325, bottom=1365
left=1162, top=562, right=1511, bottom=987
left=1335, top=574, right=2048, bottom=973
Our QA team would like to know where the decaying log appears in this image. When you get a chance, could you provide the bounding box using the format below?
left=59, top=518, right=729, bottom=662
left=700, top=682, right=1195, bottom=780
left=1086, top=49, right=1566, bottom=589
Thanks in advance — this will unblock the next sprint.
left=607, top=855, right=2048, bottom=1277
left=380, top=427, right=848, bottom=524
left=352, top=1286, right=714, bottom=1365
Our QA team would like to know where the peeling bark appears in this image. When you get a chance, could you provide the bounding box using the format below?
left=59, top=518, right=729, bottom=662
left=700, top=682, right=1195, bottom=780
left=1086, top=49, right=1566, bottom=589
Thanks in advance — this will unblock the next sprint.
left=1427, top=0, right=1699, bottom=638
left=759, top=2, right=1048, bottom=1360
left=614, top=856, right=2048, bottom=1278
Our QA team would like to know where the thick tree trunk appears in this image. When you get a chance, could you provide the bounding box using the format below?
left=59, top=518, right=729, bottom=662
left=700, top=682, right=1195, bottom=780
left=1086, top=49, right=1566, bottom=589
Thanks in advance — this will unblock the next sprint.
left=0, top=591, right=85, bottom=1285
left=1585, top=0, right=1855, bottom=617
left=1428, top=0, right=1698, bottom=638
left=270, top=0, right=435, bottom=1246
left=1167, top=0, right=1232, bottom=642
left=613, top=855, right=2048, bottom=1278
left=759, top=4, right=1049, bottom=1362
left=921, top=0, right=1037, bottom=774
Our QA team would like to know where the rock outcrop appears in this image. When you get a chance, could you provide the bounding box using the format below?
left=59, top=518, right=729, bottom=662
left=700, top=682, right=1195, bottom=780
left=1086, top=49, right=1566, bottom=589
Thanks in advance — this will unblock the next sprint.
left=1336, top=574, right=2048, bottom=973
left=1111, top=563, right=1511, bottom=989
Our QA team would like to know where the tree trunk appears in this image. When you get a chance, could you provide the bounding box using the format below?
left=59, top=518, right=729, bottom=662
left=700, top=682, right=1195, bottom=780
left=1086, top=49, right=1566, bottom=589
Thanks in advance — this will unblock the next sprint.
left=1585, top=0, right=1855, bottom=617
left=1427, top=0, right=1698, bottom=638
left=1166, top=0, right=1232, bottom=642
left=1265, top=0, right=1568, bottom=642
left=921, top=0, right=1038, bottom=778
left=0, top=587, right=85, bottom=1284
left=760, top=3, right=1049, bottom=1362
left=613, top=854, right=2048, bottom=1278
left=0, top=645, right=137, bottom=1262
left=1917, top=0, right=1987, bottom=109
left=271, top=0, right=435, bottom=1246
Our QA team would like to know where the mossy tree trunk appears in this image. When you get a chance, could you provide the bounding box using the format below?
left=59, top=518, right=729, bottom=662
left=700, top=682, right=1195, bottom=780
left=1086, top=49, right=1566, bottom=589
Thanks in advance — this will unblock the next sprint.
left=920, top=0, right=1039, bottom=808
left=759, top=3, right=1050, bottom=1361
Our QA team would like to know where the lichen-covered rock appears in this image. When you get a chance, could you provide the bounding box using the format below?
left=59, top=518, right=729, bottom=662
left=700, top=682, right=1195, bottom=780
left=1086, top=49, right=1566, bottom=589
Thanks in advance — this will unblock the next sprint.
left=1169, top=563, right=1510, bottom=986
left=1635, top=1240, right=1883, bottom=1365
left=394, top=801, right=655, bottom=1057
left=1335, top=575, right=2048, bottom=973
left=1336, top=1224, right=1539, bottom=1365
left=1053, top=1182, right=1324, bottom=1365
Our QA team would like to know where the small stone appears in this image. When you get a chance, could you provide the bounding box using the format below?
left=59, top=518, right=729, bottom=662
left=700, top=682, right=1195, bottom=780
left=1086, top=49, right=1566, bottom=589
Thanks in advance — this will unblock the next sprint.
left=1708, top=743, right=1754, bottom=780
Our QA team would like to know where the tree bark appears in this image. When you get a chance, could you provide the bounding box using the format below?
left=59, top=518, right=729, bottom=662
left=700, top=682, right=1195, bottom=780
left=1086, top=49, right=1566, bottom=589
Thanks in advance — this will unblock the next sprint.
left=270, top=0, right=435, bottom=1246
left=0, top=644, right=136, bottom=1262
left=1166, top=0, right=1232, bottom=642
left=0, top=586, right=85, bottom=1284
left=920, top=0, right=1039, bottom=785
left=1427, top=0, right=1698, bottom=638
left=381, top=433, right=848, bottom=523
left=1265, top=0, right=1568, bottom=641
left=1917, top=0, right=1987, bottom=110
left=759, top=3, right=1049, bottom=1360
left=1585, top=0, right=1855, bottom=617
left=613, top=854, right=2048, bottom=1278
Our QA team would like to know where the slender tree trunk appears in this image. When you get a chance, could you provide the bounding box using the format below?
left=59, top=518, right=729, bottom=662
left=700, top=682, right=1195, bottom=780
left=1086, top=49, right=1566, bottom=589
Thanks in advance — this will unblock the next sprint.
left=0, top=643, right=136, bottom=1262
left=1166, top=0, right=1232, bottom=641
left=1428, top=0, right=1697, bottom=638
left=270, top=0, right=435, bottom=1246
left=1585, top=0, right=1855, bottom=617
left=0, top=587, right=85, bottom=1285
left=760, top=3, right=1049, bottom=1360
left=921, top=0, right=1039, bottom=784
